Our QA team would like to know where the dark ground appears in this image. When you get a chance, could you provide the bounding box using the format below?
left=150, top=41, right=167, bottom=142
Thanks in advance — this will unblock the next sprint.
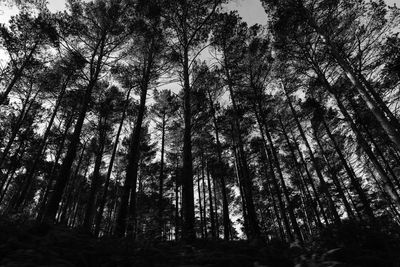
left=0, top=216, right=399, bottom=267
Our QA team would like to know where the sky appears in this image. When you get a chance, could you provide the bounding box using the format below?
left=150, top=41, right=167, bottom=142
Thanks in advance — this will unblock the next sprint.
left=1, top=0, right=399, bottom=26
left=0, top=0, right=270, bottom=25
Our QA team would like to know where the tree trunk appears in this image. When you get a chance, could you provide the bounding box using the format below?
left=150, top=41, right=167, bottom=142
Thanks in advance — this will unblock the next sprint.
left=0, top=43, right=37, bottom=105
left=312, top=127, right=355, bottom=220
left=0, top=85, right=39, bottom=170
left=0, top=142, right=26, bottom=205
left=197, top=174, right=205, bottom=239
left=158, top=113, right=166, bottom=238
left=201, top=160, right=208, bottom=239
left=278, top=116, right=323, bottom=230
left=328, top=88, right=400, bottom=206
left=37, top=114, right=74, bottom=220
left=115, top=41, right=155, bottom=237
left=43, top=34, right=106, bottom=223
left=224, top=63, right=259, bottom=238
left=311, top=65, right=400, bottom=206
left=261, top=158, right=285, bottom=240
left=305, top=14, right=400, bottom=151
left=15, top=74, right=72, bottom=210
left=265, top=146, right=293, bottom=241
left=290, top=130, right=330, bottom=225
left=115, top=83, right=147, bottom=237
left=207, top=89, right=230, bottom=240
left=43, top=80, right=96, bottom=222
left=175, top=177, right=180, bottom=240
left=321, top=115, right=375, bottom=221
left=212, top=171, right=220, bottom=239
left=284, top=87, right=341, bottom=225
left=347, top=95, right=400, bottom=191
left=94, top=87, right=131, bottom=237
left=206, top=160, right=216, bottom=239
left=181, top=46, right=196, bottom=241
left=252, top=97, right=303, bottom=242
left=83, top=122, right=107, bottom=230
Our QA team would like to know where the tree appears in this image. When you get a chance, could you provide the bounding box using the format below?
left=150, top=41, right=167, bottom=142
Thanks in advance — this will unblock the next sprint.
left=43, top=0, right=131, bottom=223
left=0, top=11, right=58, bottom=105
left=114, top=0, right=167, bottom=237
left=151, top=89, right=179, bottom=239
left=163, top=0, right=226, bottom=241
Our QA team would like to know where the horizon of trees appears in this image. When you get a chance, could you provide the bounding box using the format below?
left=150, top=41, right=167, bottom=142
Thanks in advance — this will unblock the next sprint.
left=0, top=0, right=399, bottom=243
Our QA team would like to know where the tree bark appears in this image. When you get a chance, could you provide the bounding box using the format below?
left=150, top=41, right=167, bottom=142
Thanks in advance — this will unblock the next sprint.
left=43, top=33, right=107, bottom=223
left=224, top=62, right=260, bottom=238
left=15, top=74, right=72, bottom=210
left=181, top=46, right=196, bottom=241
left=0, top=85, right=39, bottom=170
left=278, top=116, right=324, bottom=230
left=321, top=115, right=375, bottom=221
left=83, top=120, right=107, bottom=230
left=312, top=126, right=355, bottom=220
left=206, top=160, right=216, bottom=239
left=94, top=87, right=131, bottom=237
left=207, top=89, right=230, bottom=240
left=284, top=86, right=341, bottom=225
left=303, top=12, right=400, bottom=151
left=158, top=113, right=166, bottom=238
left=0, top=43, right=38, bottom=105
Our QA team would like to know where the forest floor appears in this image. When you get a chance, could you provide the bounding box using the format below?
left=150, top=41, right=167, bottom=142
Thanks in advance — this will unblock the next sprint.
left=0, top=216, right=400, bottom=267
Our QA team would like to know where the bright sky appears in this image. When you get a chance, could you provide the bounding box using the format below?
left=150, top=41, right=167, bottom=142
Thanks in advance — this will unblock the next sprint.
left=1, top=0, right=399, bottom=26
left=0, top=0, right=270, bottom=25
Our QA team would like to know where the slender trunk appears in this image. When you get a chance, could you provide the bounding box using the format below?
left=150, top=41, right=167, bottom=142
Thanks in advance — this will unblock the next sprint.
left=43, top=80, right=95, bottom=222
left=43, top=33, right=107, bottom=223
left=207, top=89, right=230, bottom=240
left=94, top=88, right=131, bottom=237
left=115, top=41, right=155, bottom=237
left=362, top=124, right=400, bottom=190
left=347, top=96, right=400, bottom=191
left=212, top=171, right=220, bottom=239
left=312, top=127, right=355, bottom=220
left=206, top=160, right=216, bottom=239
left=290, top=130, right=330, bottom=225
left=37, top=114, right=74, bottom=220
left=83, top=125, right=106, bottom=230
left=175, top=178, right=180, bottom=240
left=60, top=146, right=87, bottom=224
left=115, top=84, right=148, bottom=237
left=284, top=87, right=341, bottom=224
left=182, top=46, right=195, bottom=241
left=158, top=113, right=166, bottom=237
left=258, top=143, right=285, bottom=240
left=306, top=15, right=400, bottom=151
left=0, top=43, right=38, bottom=105
left=225, top=65, right=259, bottom=238
left=197, top=174, right=204, bottom=239
left=252, top=100, right=302, bottom=242
left=278, top=116, right=323, bottom=229
left=265, top=146, right=293, bottom=241
left=331, top=91, right=400, bottom=205
left=321, top=115, right=375, bottom=221
left=201, top=160, right=208, bottom=239
left=263, top=162, right=285, bottom=240
left=0, top=143, right=26, bottom=205
left=367, top=165, right=400, bottom=220
left=0, top=139, right=23, bottom=196
left=231, top=138, right=249, bottom=237
left=16, top=74, right=72, bottom=209
left=312, top=66, right=400, bottom=206
left=0, top=85, right=39, bottom=170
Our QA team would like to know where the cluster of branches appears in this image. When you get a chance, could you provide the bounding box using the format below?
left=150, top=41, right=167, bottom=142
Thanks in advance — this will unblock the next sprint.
left=0, top=0, right=399, bottom=244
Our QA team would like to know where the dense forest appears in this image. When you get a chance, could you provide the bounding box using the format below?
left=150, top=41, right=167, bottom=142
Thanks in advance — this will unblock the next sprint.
left=1, top=0, right=400, bottom=266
